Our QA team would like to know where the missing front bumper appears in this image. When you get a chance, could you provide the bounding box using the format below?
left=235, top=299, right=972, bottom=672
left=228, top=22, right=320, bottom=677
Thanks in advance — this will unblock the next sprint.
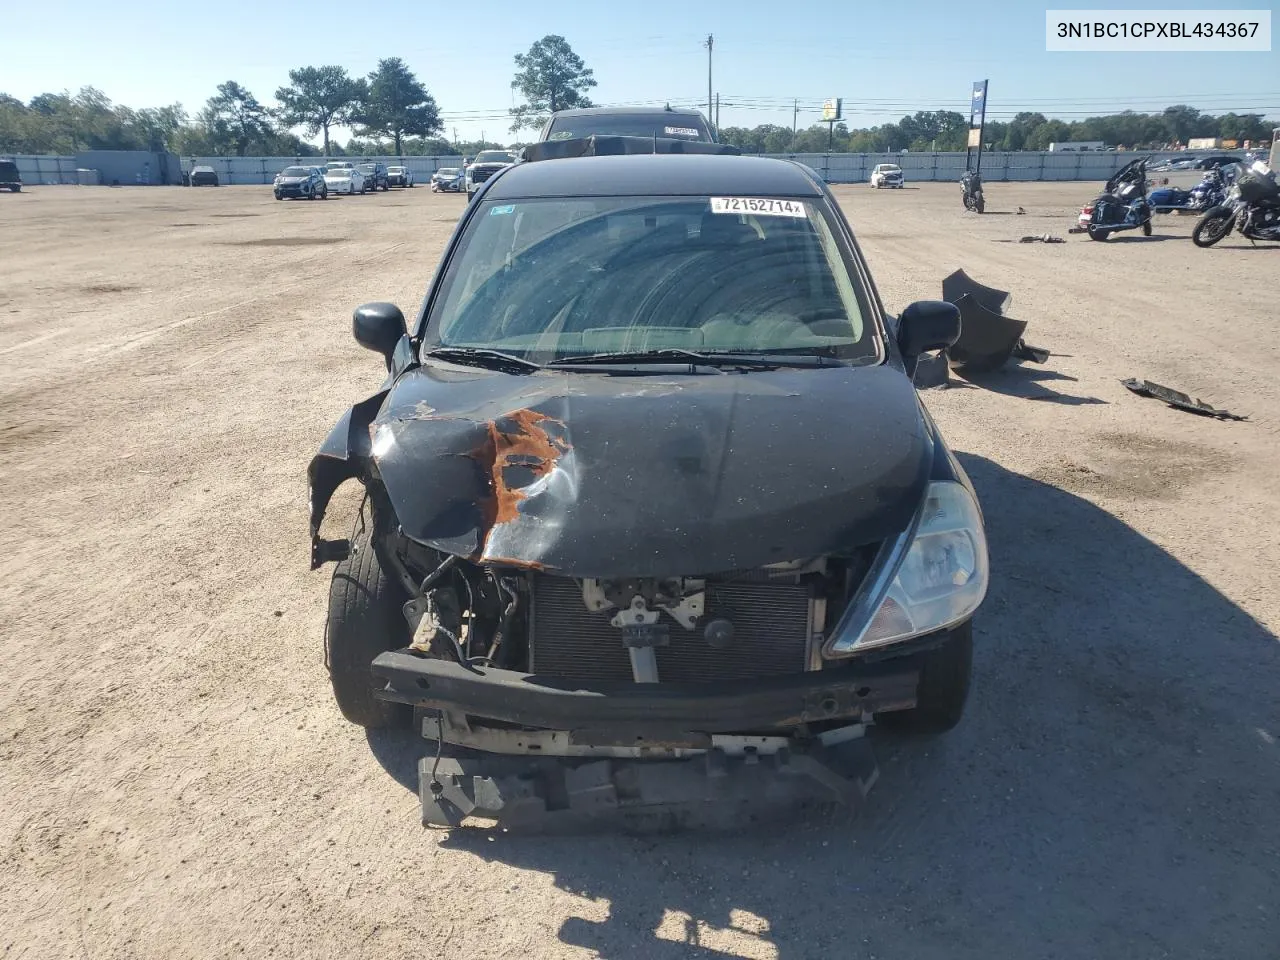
left=372, top=652, right=918, bottom=735
left=419, top=739, right=880, bottom=830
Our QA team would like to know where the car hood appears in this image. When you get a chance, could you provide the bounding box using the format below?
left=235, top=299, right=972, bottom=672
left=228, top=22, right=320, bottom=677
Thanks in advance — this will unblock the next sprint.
left=278, top=176, right=308, bottom=183
left=370, top=362, right=931, bottom=577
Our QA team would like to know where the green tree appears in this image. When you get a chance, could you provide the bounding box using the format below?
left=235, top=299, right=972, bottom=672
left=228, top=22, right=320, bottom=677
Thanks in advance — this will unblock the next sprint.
left=1161, top=104, right=1205, bottom=146
left=203, top=81, right=271, bottom=156
left=275, top=66, right=362, bottom=156
left=357, top=58, right=441, bottom=155
left=509, top=35, right=597, bottom=132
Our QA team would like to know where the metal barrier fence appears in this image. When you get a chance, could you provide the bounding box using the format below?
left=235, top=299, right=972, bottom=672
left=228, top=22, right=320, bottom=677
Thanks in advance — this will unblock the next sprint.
left=7, top=150, right=1252, bottom=186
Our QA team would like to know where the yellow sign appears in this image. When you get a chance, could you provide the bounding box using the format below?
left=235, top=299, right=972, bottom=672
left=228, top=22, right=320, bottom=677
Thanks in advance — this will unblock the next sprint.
left=1223, top=139, right=1239, bottom=149
left=821, top=98, right=842, bottom=122
left=967, top=128, right=982, bottom=148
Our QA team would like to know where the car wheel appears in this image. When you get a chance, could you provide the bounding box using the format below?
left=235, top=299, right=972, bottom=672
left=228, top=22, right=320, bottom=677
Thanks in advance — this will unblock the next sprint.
left=321, top=187, right=328, bottom=200
left=326, top=524, right=413, bottom=730
left=1142, top=219, right=1152, bottom=236
left=1087, top=226, right=1110, bottom=241
left=875, top=622, right=972, bottom=735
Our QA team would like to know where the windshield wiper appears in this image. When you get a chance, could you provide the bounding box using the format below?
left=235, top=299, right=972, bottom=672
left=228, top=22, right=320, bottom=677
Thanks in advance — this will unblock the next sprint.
left=549, top=349, right=834, bottom=369
left=422, top=346, right=542, bottom=374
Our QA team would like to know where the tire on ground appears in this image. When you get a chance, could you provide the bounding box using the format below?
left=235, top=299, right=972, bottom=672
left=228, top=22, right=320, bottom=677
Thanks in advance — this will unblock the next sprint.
left=876, top=622, right=973, bottom=735
left=325, top=528, right=412, bottom=729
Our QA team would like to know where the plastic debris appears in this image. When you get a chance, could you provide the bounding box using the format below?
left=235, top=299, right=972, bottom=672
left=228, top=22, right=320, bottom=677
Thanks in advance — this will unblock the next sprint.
left=1120, top=379, right=1246, bottom=421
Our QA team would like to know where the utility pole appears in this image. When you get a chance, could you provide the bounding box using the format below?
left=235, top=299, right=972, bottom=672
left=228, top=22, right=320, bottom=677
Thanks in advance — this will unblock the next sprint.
left=792, top=99, right=798, bottom=147
left=715, top=93, right=720, bottom=131
left=703, top=34, right=714, bottom=123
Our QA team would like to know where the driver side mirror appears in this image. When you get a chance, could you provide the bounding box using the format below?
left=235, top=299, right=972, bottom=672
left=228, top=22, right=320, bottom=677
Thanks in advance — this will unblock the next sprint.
left=897, top=300, right=961, bottom=364
left=353, top=302, right=405, bottom=366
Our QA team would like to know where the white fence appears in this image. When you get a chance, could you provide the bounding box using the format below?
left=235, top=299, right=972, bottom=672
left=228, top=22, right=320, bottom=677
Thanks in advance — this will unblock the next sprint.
left=7, top=150, right=1251, bottom=186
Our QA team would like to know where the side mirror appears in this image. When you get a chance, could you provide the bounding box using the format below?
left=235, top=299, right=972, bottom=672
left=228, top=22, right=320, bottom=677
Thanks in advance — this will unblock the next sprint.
left=898, top=300, right=961, bottom=360
left=353, top=302, right=405, bottom=365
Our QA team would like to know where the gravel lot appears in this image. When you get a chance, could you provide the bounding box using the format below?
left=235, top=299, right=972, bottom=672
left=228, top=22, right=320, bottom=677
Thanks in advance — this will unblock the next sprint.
left=2, top=179, right=1277, bottom=959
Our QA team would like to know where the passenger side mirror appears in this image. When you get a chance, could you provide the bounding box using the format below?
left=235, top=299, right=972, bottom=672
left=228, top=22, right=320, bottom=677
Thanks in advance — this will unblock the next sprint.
left=898, top=300, right=961, bottom=360
left=353, top=302, right=405, bottom=366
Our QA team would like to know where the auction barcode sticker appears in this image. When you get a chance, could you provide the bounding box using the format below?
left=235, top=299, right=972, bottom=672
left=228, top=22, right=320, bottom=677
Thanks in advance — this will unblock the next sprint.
left=664, top=126, right=700, bottom=137
left=709, top=197, right=808, bottom=217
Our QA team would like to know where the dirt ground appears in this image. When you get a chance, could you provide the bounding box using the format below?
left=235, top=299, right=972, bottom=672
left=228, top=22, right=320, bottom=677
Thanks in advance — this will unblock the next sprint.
left=2, top=178, right=1278, bottom=960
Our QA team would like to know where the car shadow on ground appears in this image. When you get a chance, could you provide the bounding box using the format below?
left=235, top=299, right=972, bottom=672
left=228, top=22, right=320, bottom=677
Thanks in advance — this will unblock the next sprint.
left=949, top=364, right=1109, bottom=405
left=368, top=454, right=1279, bottom=959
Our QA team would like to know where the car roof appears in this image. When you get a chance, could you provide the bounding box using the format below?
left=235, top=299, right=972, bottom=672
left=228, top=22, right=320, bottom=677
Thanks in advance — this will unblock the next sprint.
left=483, top=154, right=823, bottom=200
left=550, top=106, right=706, bottom=119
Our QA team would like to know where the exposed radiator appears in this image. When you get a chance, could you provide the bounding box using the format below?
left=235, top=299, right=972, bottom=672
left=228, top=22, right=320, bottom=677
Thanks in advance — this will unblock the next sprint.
left=529, top=574, right=814, bottom=685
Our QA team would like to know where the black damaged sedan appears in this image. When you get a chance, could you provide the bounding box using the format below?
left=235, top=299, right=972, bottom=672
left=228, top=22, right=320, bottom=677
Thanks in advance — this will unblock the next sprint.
left=309, top=141, right=989, bottom=827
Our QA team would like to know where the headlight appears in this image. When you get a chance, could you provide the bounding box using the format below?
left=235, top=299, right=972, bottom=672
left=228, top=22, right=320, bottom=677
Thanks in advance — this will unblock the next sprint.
left=827, top=482, right=988, bottom=655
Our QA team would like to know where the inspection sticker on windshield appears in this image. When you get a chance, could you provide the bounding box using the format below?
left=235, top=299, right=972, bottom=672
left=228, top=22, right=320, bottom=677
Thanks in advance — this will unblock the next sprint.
left=710, top=197, right=808, bottom=217
left=489, top=204, right=514, bottom=216
left=664, top=126, right=700, bottom=137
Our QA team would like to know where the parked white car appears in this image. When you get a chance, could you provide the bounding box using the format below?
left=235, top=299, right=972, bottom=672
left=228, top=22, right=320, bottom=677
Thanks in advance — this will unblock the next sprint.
left=323, top=165, right=367, bottom=195
left=870, top=163, right=904, bottom=188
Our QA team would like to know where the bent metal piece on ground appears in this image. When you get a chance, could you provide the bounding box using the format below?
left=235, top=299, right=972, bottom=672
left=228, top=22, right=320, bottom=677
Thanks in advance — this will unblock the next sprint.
left=308, top=139, right=991, bottom=829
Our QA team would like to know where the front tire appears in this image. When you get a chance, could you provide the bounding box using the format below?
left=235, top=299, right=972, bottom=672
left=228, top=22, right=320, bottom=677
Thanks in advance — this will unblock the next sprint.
left=1141, top=219, right=1152, bottom=236
left=326, top=527, right=412, bottom=730
left=876, top=623, right=973, bottom=735
left=974, top=194, right=985, bottom=214
left=1192, top=208, right=1232, bottom=248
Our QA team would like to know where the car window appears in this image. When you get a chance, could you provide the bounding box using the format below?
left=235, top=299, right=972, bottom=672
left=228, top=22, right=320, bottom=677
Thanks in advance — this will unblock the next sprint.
left=475, top=152, right=516, bottom=163
left=547, top=114, right=711, bottom=141
left=281, top=166, right=310, bottom=176
left=425, top=196, right=877, bottom=364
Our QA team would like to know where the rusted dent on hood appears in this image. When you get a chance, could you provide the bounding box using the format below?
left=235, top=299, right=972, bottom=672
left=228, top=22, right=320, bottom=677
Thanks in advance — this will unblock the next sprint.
left=480, top=555, right=550, bottom=572
left=467, top=408, right=572, bottom=559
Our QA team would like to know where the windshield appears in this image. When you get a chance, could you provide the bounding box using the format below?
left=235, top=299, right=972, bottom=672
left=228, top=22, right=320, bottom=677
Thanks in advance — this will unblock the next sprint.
left=0, top=162, right=20, bottom=178
left=281, top=166, right=310, bottom=177
left=547, top=114, right=711, bottom=141
left=475, top=152, right=515, bottom=164
left=357, top=163, right=376, bottom=172
left=437, top=168, right=459, bottom=176
left=877, top=165, right=901, bottom=173
left=424, top=196, right=878, bottom=365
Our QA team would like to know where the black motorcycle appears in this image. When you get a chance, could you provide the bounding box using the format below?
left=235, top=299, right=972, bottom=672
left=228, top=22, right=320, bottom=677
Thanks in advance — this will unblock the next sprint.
left=960, top=170, right=984, bottom=213
left=1191, top=160, right=1280, bottom=248
left=1078, top=156, right=1153, bottom=240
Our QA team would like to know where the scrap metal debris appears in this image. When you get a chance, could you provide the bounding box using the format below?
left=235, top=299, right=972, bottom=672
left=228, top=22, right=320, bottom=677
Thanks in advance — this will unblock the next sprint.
left=1019, top=234, right=1065, bottom=243
left=1121, top=378, right=1246, bottom=421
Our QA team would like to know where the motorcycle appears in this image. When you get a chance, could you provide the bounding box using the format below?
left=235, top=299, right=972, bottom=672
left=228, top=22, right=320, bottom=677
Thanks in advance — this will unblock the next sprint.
left=960, top=170, right=984, bottom=213
left=1148, top=164, right=1233, bottom=214
left=1191, top=159, right=1280, bottom=248
left=1077, top=156, right=1153, bottom=240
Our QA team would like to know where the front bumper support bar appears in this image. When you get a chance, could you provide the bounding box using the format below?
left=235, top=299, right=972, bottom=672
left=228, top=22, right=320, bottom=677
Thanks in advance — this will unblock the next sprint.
left=372, top=652, right=919, bottom=735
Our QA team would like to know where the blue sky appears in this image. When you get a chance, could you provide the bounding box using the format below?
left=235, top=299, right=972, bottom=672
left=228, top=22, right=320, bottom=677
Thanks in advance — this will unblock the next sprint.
left=3, top=0, right=1276, bottom=145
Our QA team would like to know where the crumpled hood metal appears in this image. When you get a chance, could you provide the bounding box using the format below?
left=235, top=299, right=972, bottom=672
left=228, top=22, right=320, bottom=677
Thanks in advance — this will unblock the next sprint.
left=370, top=363, right=931, bottom=578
